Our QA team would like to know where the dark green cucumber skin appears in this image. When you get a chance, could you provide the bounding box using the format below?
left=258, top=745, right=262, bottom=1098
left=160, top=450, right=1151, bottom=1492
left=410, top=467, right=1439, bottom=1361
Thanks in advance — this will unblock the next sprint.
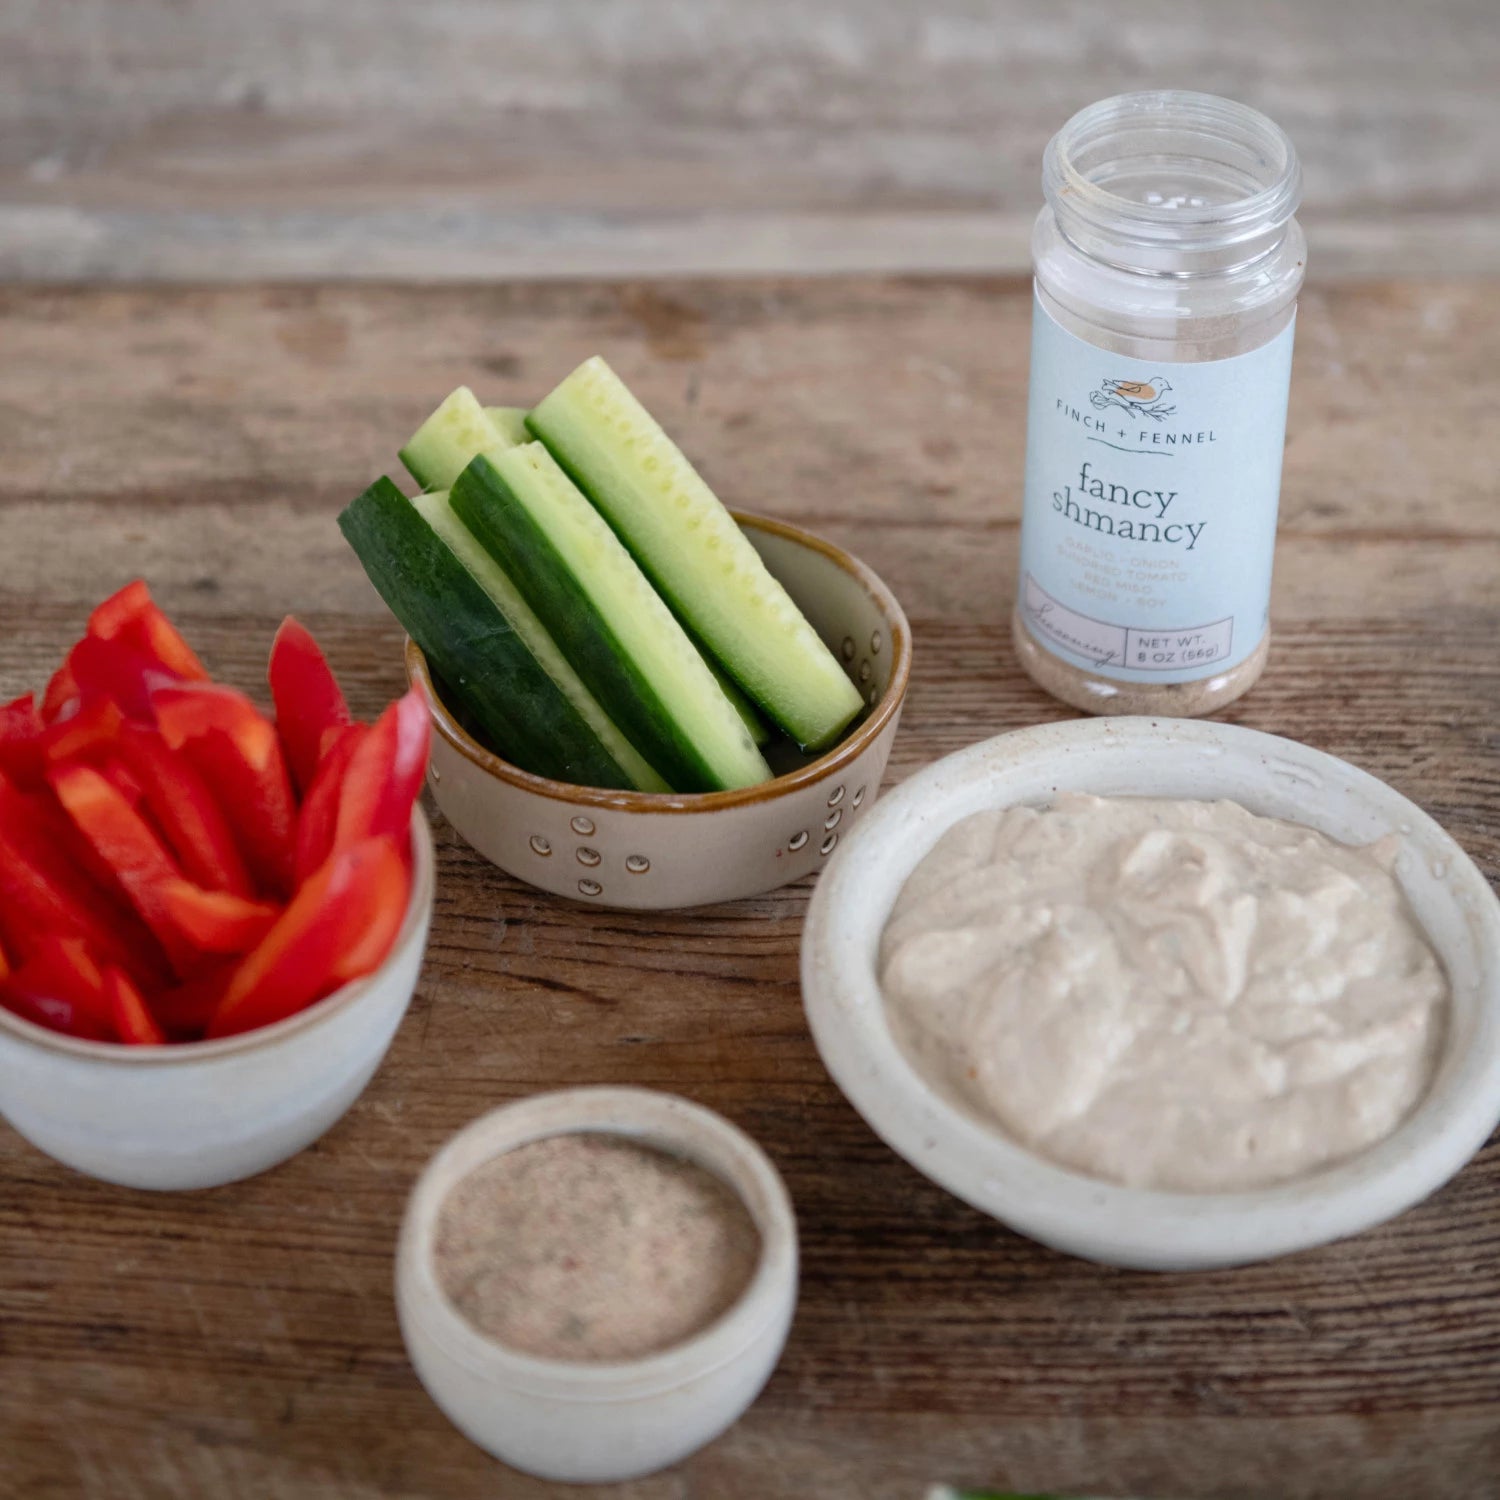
left=450, top=456, right=729, bottom=794
left=337, top=477, right=636, bottom=790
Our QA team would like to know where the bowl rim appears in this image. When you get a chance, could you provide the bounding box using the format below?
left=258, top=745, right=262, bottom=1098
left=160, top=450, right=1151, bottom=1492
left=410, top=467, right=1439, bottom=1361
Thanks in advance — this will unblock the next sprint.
left=397, top=1085, right=798, bottom=1400
left=0, top=805, right=435, bottom=1067
left=405, top=510, right=911, bottom=813
left=801, top=717, right=1500, bottom=1269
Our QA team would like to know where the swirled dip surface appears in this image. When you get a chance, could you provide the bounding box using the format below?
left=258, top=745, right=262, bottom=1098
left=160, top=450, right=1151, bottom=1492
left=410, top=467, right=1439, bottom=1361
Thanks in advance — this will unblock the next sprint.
left=881, top=795, right=1448, bottom=1191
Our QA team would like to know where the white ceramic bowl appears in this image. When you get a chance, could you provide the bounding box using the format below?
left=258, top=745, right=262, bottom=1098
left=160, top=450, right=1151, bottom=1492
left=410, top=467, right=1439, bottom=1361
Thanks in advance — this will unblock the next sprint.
left=802, top=718, right=1500, bottom=1271
left=0, top=808, right=435, bottom=1190
left=408, top=511, right=910, bottom=910
left=396, top=1087, right=798, bottom=1483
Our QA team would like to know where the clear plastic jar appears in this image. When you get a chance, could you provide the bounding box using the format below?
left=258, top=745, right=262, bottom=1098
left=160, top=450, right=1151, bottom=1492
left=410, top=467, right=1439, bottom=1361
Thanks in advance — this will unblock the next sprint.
left=1014, top=91, right=1305, bottom=716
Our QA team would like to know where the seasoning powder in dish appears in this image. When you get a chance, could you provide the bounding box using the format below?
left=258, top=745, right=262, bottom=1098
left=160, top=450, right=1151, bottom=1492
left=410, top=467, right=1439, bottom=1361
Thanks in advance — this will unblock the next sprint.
left=881, top=794, right=1449, bottom=1192
left=434, top=1133, right=761, bottom=1362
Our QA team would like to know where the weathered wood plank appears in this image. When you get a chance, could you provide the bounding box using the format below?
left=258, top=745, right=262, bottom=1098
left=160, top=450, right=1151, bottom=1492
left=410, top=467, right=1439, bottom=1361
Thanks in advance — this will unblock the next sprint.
left=1, top=0, right=1498, bottom=279
left=0, top=275, right=1498, bottom=1498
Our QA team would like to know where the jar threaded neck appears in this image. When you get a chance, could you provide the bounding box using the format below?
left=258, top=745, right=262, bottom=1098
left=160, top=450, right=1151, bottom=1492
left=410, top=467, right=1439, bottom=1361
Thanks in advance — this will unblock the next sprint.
left=1044, top=91, right=1302, bottom=276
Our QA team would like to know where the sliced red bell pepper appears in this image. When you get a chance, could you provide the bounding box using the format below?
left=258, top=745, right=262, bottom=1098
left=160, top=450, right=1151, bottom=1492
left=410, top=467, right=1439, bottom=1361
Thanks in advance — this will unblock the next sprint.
left=0, top=694, right=44, bottom=789
left=0, top=772, right=167, bottom=982
left=40, top=659, right=81, bottom=725
left=268, top=617, right=351, bottom=796
left=104, top=966, right=167, bottom=1045
left=68, top=633, right=179, bottom=722
left=294, top=723, right=367, bottom=883
left=327, top=853, right=410, bottom=986
left=154, top=961, right=234, bottom=1040
left=159, top=880, right=280, bottom=955
left=2, top=759, right=143, bottom=905
left=99, top=756, right=148, bottom=810
left=206, top=835, right=409, bottom=1039
left=114, top=723, right=254, bottom=898
left=152, top=683, right=297, bottom=896
left=89, top=580, right=209, bottom=682
left=0, top=935, right=114, bottom=1041
left=39, top=697, right=125, bottom=767
left=0, top=771, right=116, bottom=924
left=332, top=689, right=429, bottom=856
left=48, top=763, right=200, bottom=974
left=0, top=934, right=10, bottom=986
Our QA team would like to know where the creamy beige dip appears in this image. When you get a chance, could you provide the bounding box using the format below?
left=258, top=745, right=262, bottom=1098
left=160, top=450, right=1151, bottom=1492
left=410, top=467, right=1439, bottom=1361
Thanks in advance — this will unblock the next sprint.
left=881, top=795, right=1448, bottom=1191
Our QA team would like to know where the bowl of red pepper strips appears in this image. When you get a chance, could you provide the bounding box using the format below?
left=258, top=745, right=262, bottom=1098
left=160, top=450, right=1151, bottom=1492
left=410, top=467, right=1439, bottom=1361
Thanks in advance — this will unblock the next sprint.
left=0, top=583, right=434, bottom=1189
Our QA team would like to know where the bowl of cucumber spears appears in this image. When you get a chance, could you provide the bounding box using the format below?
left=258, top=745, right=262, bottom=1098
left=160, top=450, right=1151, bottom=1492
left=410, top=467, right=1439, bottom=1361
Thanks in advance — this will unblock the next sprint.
left=340, top=357, right=911, bottom=910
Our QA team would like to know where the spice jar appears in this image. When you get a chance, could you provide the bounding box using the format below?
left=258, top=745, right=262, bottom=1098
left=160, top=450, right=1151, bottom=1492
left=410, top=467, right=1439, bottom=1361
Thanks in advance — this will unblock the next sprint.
left=1014, top=90, right=1305, bottom=716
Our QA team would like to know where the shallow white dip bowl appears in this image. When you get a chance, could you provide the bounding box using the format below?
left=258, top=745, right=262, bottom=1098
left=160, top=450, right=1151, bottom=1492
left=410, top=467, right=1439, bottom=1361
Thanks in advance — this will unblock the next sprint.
left=802, top=718, right=1500, bottom=1271
left=0, top=808, right=434, bottom=1191
left=396, top=1087, right=798, bottom=1483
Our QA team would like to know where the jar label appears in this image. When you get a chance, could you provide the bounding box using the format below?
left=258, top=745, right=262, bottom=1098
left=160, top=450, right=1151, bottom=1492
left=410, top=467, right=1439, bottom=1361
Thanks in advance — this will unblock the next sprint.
left=1019, top=292, right=1296, bottom=684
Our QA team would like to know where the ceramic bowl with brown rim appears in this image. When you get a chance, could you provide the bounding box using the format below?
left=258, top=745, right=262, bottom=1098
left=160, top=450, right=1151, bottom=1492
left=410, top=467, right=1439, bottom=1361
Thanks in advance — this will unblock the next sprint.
left=408, top=513, right=911, bottom=911
left=0, top=809, right=435, bottom=1190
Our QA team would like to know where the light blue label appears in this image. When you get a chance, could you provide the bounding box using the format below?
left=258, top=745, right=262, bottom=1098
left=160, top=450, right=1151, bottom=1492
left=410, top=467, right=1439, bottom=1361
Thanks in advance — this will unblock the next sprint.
left=1019, top=292, right=1295, bottom=683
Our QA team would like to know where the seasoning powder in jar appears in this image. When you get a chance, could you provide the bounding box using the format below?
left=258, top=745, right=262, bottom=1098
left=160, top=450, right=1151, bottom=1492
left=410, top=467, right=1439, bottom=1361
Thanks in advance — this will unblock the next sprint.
left=433, top=1132, right=762, bottom=1362
left=1014, top=91, right=1306, bottom=715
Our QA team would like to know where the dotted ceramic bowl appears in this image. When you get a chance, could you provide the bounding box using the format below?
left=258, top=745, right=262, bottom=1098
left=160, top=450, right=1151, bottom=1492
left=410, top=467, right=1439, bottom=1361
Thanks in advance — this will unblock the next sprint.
left=406, top=513, right=910, bottom=911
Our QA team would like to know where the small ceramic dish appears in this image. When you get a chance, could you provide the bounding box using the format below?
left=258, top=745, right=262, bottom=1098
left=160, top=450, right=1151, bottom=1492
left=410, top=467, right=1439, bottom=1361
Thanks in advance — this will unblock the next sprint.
left=0, top=808, right=435, bottom=1191
left=802, top=718, right=1500, bottom=1271
left=407, top=511, right=910, bottom=910
left=396, top=1086, right=798, bottom=1483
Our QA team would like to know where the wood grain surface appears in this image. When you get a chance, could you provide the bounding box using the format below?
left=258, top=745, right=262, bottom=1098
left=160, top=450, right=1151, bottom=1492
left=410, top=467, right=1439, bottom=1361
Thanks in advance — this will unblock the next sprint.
left=2, top=0, right=1499, bottom=280
left=1, top=275, right=1498, bottom=1499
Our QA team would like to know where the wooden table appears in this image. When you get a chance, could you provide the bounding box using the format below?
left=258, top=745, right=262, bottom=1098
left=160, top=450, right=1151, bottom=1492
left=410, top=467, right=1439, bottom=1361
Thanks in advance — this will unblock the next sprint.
left=2, top=276, right=1497, bottom=1499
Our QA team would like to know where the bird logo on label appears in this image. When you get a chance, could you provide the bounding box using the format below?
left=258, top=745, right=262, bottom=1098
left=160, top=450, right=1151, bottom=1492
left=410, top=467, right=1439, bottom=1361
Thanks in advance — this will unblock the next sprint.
left=1090, top=376, right=1176, bottom=422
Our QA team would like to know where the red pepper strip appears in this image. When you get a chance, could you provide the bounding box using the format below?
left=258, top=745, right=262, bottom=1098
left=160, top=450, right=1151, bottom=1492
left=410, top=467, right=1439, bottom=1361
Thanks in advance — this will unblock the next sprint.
left=154, top=961, right=234, bottom=1040
left=294, top=723, right=367, bottom=883
left=0, top=934, right=10, bottom=985
left=48, top=764, right=201, bottom=975
left=40, top=659, right=81, bottom=725
left=0, top=694, right=45, bottom=789
left=114, top=723, right=255, bottom=898
left=153, top=683, right=297, bottom=897
left=100, top=756, right=148, bottom=810
left=0, top=771, right=167, bottom=982
left=105, top=966, right=167, bottom=1045
left=159, top=881, right=280, bottom=955
left=40, top=697, right=126, bottom=767
left=0, top=769, right=120, bottom=931
left=69, top=633, right=179, bottom=722
left=268, top=617, right=351, bottom=796
left=206, top=835, right=408, bottom=1039
left=332, top=690, right=429, bottom=857
left=88, top=580, right=209, bottom=682
left=328, top=851, right=410, bottom=985
left=0, top=935, right=114, bottom=1040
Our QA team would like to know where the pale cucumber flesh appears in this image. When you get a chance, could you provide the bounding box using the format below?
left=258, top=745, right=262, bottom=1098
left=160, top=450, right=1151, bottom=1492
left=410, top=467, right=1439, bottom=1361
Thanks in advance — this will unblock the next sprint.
left=451, top=446, right=772, bottom=793
left=483, top=406, right=532, bottom=446
left=703, top=649, right=772, bottom=747
left=527, top=356, right=864, bottom=751
left=337, top=477, right=638, bottom=790
left=411, top=490, right=667, bottom=792
left=400, top=387, right=521, bottom=492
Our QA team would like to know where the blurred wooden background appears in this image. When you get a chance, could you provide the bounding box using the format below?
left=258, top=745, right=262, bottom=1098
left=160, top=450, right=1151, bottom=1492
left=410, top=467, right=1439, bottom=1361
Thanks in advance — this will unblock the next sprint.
left=3, top=0, right=1498, bottom=281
